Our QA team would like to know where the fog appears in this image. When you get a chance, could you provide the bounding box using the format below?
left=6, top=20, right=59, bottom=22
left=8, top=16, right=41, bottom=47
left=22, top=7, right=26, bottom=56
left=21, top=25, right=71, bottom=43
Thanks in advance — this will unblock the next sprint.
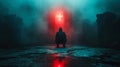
left=0, top=0, right=120, bottom=45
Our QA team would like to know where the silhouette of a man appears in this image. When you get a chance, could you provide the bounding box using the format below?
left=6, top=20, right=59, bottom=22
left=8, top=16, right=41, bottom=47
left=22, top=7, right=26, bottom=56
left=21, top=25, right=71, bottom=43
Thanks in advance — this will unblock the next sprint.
left=55, top=28, right=67, bottom=48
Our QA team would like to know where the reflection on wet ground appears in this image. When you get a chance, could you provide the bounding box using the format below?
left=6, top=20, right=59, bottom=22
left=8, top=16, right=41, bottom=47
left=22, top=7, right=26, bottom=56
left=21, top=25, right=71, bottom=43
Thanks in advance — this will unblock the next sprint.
left=0, top=45, right=120, bottom=67
left=45, top=54, right=95, bottom=67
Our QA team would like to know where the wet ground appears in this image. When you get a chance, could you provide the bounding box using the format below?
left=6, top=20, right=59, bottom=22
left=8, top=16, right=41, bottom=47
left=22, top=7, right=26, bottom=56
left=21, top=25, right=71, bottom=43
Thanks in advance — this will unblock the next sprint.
left=0, top=45, right=120, bottom=67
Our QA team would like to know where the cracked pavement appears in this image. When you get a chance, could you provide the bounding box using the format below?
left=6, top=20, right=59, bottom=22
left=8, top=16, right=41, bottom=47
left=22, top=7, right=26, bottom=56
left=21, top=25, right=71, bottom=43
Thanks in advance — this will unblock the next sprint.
left=0, top=45, right=120, bottom=67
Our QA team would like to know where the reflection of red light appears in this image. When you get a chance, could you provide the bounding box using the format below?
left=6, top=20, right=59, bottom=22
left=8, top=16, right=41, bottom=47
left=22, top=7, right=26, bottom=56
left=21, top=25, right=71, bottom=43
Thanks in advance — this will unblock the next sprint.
left=58, top=64, right=61, bottom=67
left=54, top=59, right=64, bottom=67
left=51, top=54, right=71, bottom=67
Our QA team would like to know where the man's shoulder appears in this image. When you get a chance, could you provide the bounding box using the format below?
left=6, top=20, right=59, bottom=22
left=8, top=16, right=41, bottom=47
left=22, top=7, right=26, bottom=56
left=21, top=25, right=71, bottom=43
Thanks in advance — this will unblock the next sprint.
left=57, top=32, right=65, bottom=34
left=62, top=32, right=66, bottom=34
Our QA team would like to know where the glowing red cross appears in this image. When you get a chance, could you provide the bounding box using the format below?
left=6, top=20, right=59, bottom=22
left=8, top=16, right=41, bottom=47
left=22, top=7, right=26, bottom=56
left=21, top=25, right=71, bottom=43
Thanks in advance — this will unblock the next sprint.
left=56, top=12, right=63, bottom=22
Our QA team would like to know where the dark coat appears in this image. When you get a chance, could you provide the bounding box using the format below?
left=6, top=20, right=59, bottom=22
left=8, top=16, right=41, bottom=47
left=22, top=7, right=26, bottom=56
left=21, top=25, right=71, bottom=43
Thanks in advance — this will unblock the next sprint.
left=55, top=31, right=67, bottom=44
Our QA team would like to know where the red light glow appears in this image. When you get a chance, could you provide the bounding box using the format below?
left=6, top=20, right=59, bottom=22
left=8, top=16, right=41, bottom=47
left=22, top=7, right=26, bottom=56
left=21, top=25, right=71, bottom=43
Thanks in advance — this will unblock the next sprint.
left=46, top=6, right=75, bottom=43
left=53, top=59, right=64, bottom=67
left=47, top=6, right=70, bottom=32
left=56, top=11, right=63, bottom=22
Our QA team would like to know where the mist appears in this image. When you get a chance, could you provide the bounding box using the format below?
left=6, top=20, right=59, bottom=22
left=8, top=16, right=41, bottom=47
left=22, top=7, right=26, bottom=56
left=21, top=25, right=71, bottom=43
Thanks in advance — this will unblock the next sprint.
left=0, top=0, right=120, bottom=45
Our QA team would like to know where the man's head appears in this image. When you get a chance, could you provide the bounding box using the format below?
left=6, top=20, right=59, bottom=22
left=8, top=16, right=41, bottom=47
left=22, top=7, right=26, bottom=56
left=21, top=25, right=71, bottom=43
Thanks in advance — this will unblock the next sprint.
left=59, top=28, right=62, bottom=32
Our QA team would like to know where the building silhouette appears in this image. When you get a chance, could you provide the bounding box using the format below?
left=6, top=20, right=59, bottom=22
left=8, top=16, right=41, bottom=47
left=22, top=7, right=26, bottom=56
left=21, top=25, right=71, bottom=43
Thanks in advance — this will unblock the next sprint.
left=97, top=12, right=120, bottom=47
